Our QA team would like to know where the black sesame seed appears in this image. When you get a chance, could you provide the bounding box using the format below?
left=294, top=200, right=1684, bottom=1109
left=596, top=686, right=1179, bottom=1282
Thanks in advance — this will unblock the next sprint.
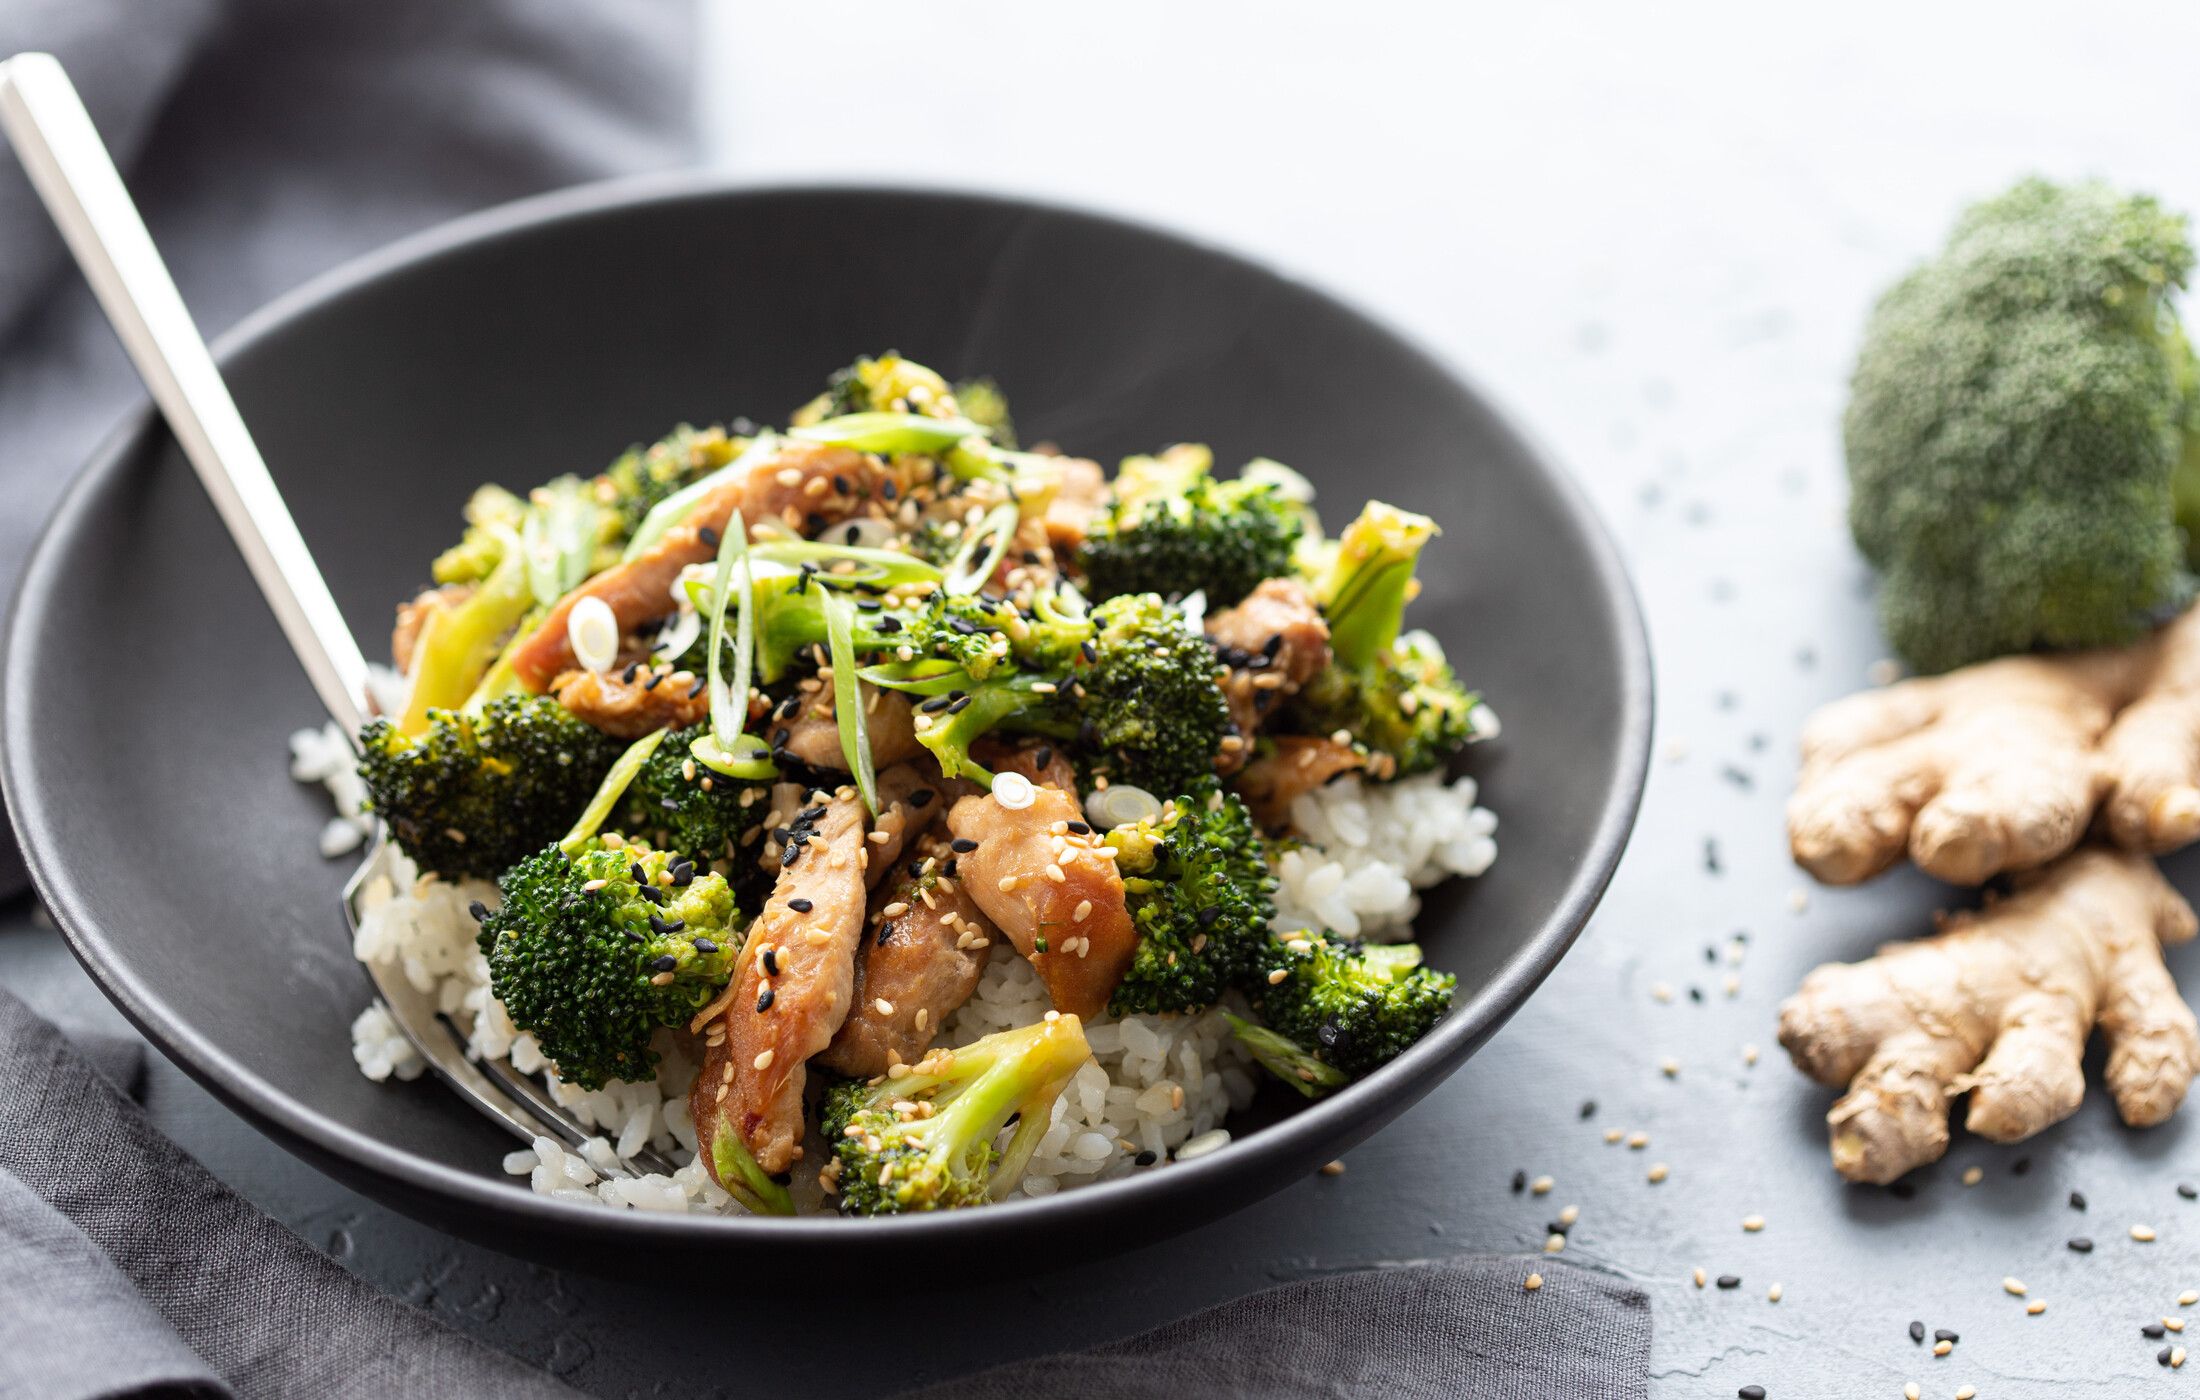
left=1739, top=1388, right=1766, bottom=1400
left=880, top=479, right=898, bottom=500
left=920, top=694, right=953, bottom=713
left=800, top=804, right=826, bottom=821
left=1196, top=905, right=1223, bottom=927
left=2180, top=1182, right=2197, bottom=1200
left=1034, top=745, right=1054, bottom=768
left=1067, top=820, right=1091, bottom=835
left=833, top=475, right=852, bottom=495
left=2163, top=1345, right=2176, bottom=1367
left=650, top=954, right=676, bottom=972
left=2068, top=1237, right=2093, bottom=1252
left=946, top=695, right=973, bottom=714
left=755, top=986, right=775, bottom=1013
left=1545, top=1220, right=1569, bottom=1236
left=1888, top=1180, right=1916, bottom=1200
left=643, top=671, right=665, bottom=691
left=1579, top=1100, right=1596, bottom=1119
left=762, top=949, right=780, bottom=976
left=468, top=901, right=489, bottom=922
left=844, top=524, right=862, bottom=545
left=941, top=859, right=958, bottom=879
left=2012, top=1156, right=2030, bottom=1176
left=638, top=884, right=666, bottom=906
left=621, top=661, right=641, bottom=683
left=693, top=937, right=717, bottom=954
left=1715, top=1275, right=1740, bottom=1290
left=951, top=838, right=978, bottom=853
left=1134, top=1150, right=1157, bottom=1166
left=630, top=862, right=648, bottom=884
left=2070, top=1190, right=2088, bottom=1210
left=1933, top=1329, right=1957, bottom=1344
left=788, top=898, right=814, bottom=913
left=878, top=615, right=902, bottom=634
left=2146, top=1323, right=2169, bottom=1339
left=910, top=789, right=935, bottom=808
left=1510, top=1170, right=1526, bottom=1194
left=1908, top=1321, right=1925, bottom=1344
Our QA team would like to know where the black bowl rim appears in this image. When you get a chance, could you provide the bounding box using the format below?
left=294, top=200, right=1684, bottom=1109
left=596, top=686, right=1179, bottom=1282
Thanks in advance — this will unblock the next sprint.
left=2, top=174, right=1653, bottom=1251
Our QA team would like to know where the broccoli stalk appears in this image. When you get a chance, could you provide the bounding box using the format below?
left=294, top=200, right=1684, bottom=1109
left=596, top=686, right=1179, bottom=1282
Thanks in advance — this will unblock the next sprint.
left=478, top=836, right=742, bottom=1091
left=357, top=695, right=624, bottom=880
left=821, top=1016, right=1091, bottom=1214
left=1078, top=444, right=1305, bottom=606
left=1224, top=1014, right=1349, bottom=1098
left=1846, top=177, right=2200, bottom=672
left=1107, top=789, right=1276, bottom=1015
left=1290, top=502, right=1478, bottom=776
left=1250, top=934, right=1455, bottom=1080
left=397, top=525, right=537, bottom=732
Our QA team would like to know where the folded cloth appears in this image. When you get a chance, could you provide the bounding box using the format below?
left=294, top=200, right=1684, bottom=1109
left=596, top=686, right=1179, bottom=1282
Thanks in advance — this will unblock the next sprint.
left=0, top=0, right=699, bottom=898
left=0, top=986, right=579, bottom=1399
left=902, top=1254, right=1652, bottom=1400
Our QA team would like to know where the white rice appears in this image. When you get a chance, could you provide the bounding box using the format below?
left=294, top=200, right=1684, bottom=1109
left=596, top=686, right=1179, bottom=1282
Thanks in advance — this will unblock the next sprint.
left=304, top=720, right=1498, bottom=1214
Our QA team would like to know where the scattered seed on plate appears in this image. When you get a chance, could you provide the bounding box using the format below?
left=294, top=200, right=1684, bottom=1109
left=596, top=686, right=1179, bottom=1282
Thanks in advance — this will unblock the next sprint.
left=2069, top=1237, right=2093, bottom=1252
left=2135, top=1224, right=2160, bottom=1242
left=1956, top=1388, right=1976, bottom=1400
left=1717, top=1274, right=1740, bottom=1290
left=2146, top=1323, right=2169, bottom=1340
left=1908, top=1320, right=1925, bottom=1344
left=1903, top=1382, right=1920, bottom=1400
left=1739, top=1387, right=1766, bottom=1400
left=2004, top=1276, right=2027, bottom=1296
left=1628, top=1132, right=1650, bottom=1150
left=1659, top=1057, right=1680, bottom=1078
left=2183, top=1183, right=2198, bottom=1201
left=1531, top=1175, right=1554, bottom=1195
left=2178, top=1346, right=2189, bottom=1369
left=1319, top=1160, right=1345, bottom=1177
left=2169, top=1317, right=2187, bottom=1333
left=1741, top=1042, right=1759, bottom=1065
left=1766, top=1282, right=1782, bottom=1303
left=2070, top=1190, right=2088, bottom=1210
left=1523, top=1272, right=1542, bottom=1293
left=1693, top=1267, right=1707, bottom=1289
left=1933, top=1340, right=1952, bottom=1356
left=1648, top=1163, right=1670, bottom=1184
left=1650, top=982, right=1674, bottom=1003
left=1742, top=1214, right=1765, bottom=1232
left=2026, top=1300, right=2045, bottom=1316
left=1605, top=1128, right=1625, bottom=1145
left=2182, top=1290, right=2198, bottom=1307
left=1961, top=1166, right=1984, bottom=1187
left=1544, top=1233, right=1565, bottom=1254
left=1558, top=1204, right=1580, bottom=1227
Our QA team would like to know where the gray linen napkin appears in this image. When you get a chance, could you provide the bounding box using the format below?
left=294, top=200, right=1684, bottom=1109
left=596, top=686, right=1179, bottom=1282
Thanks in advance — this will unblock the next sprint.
left=906, top=1256, right=1652, bottom=1400
left=0, top=0, right=700, bottom=898
left=0, top=986, right=579, bottom=1399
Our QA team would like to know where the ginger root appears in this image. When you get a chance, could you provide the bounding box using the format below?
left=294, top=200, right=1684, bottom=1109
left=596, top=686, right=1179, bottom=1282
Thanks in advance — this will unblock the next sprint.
left=1789, top=606, right=2200, bottom=885
left=1778, top=848, right=2200, bottom=1184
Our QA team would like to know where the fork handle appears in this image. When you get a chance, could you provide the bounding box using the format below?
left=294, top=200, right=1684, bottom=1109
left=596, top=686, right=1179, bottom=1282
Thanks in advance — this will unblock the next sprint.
left=0, top=52, right=370, bottom=735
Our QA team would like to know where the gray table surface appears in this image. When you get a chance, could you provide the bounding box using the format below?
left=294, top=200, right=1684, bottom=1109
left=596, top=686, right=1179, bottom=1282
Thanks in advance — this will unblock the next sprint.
left=10, top=3, right=2200, bottom=1395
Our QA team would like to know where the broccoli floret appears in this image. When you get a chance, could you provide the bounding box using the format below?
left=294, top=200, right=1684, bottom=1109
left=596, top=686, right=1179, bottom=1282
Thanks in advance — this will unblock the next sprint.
left=1107, top=789, right=1276, bottom=1015
left=431, top=485, right=527, bottom=585
left=1289, top=502, right=1477, bottom=776
left=1846, top=177, right=2200, bottom=673
left=795, top=351, right=963, bottom=425
left=952, top=376, right=1016, bottom=447
left=619, top=726, right=774, bottom=881
left=1077, top=592, right=1232, bottom=796
left=1253, top=935, right=1454, bottom=1079
left=1223, top=1013, right=1349, bottom=1098
left=358, top=696, right=623, bottom=880
left=478, top=837, right=742, bottom=1091
left=598, top=424, right=740, bottom=539
left=822, top=1016, right=1090, bottom=1214
left=1079, top=444, right=1304, bottom=606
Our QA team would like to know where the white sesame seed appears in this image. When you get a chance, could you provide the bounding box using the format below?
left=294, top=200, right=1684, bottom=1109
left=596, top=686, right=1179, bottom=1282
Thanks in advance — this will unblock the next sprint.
left=1320, top=1160, right=1346, bottom=1177
left=1523, top=1272, right=1542, bottom=1292
left=2136, top=1224, right=2160, bottom=1242
left=1692, top=1267, right=1706, bottom=1289
left=753, top=1049, right=775, bottom=1071
left=1627, top=1132, right=1649, bottom=1150
left=2025, top=1300, right=2045, bottom=1316
left=1961, top=1166, right=1983, bottom=1186
left=1659, top=1057, right=1680, bottom=1078
left=874, top=998, right=894, bottom=1016
left=1742, top=1214, right=1764, bottom=1232
left=1531, top=1175, right=1554, bottom=1196
left=1267, top=968, right=1290, bottom=985
left=1767, top=1282, right=1783, bottom=1303
left=1543, top=1233, right=1565, bottom=1254
left=1933, top=1340, right=1952, bottom=1356
left=1647, top=1163, right=1670, bottom=1184
left=2003, top=1276, right=2027, bottom=1296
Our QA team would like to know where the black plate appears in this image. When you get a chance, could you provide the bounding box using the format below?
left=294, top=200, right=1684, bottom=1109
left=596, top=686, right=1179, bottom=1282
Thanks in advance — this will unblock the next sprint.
left=2, top=181, right=1650, bottom=1276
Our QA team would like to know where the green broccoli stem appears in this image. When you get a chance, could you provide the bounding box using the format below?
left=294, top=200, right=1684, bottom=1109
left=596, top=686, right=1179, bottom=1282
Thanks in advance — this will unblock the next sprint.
left=1321, top=503, right=1437, bottom=670
left=1225, top=1013, right=1349, bottom=1098
left=399, top=525, right=535, bottom=733
left=708, top=1112, right=796, bottom=1216
left=914, top=675, right=1071, bottom=783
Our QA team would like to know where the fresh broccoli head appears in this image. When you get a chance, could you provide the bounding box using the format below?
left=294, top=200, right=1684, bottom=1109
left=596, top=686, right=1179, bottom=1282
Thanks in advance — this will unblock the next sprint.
left=821, top=1015, right=1090, bottom=1214
left=478, top=836, right=742, bottom=1091
left=1846, top=177, right=2200, bottom=673
left=598, top=424, right=741, bottom=539
left=1079, top=444, right=1305, bottom=607
left=431, top=484, right=527, bottom=586
left=1107, top=789, right=1276, bottom=1015
left=796, top=351, right=964, bottom=424
left=1253, top=935, right=1455, bottom=1079
left=619, top=726, right=773, bottom=879
left=1289, top=502, right=1478, bottom=777
left=357, top=695, right=623, bottom=880
left=1076, top=591, right=1232, bottom=796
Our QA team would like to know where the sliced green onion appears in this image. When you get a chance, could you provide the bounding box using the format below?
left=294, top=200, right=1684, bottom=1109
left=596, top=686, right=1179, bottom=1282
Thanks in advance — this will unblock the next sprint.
left=623, top=432, right=778, bottom=562
left=855, top=658, right=968, bottom=695
left=558, top=728, right=669, bottom=855
left=942, top=502, right=1022, bottom=595
left=824, top=591, right=878, bottom=814
left=691, top=509, right=777, bottom=780
left=520, top=482, right=603, bottom=607
left=790, top=412, right=987, bottom=456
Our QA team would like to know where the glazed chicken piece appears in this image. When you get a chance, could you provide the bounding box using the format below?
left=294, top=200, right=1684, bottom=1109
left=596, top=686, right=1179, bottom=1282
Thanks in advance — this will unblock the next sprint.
left=1207, top=577, right=1332, bottom=771
left=549, top=663, right=710, bottom=738
left=861, top=762, right=947, bottom=887
left=1041, top=455, right=1107, bottom=553
left=817, top=832, right=997, bottom=1077
left=689, top=783, right=869, bottom=1179
left=1235, top=735, right=1367, bottom=832
left=770, top=682, right=921, bottom=773
left=510, top=440, right=879, bottom=689
left=948, top=784, right=1137, bottom=1019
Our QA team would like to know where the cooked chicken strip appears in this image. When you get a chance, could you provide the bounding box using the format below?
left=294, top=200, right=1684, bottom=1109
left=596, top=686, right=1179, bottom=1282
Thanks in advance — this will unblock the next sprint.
left=817, top=833, right=996, bottom=1077
left=689, top=783, right=869, bottom=1179
left=1042, top=455, right=1107, bottom=552
left=1207, top=577, right=1331, bottom=771
left=1235, top=735, right=1367, bottom=832
left=862, top=761, right=947, bottom=885
left=510, top=441, right=877, bottom=689
left=549, top=664, right=710, bottom=738
left=948, top=785, right=1137, bottom=1019
left=773, top=682, right=921, bottom=773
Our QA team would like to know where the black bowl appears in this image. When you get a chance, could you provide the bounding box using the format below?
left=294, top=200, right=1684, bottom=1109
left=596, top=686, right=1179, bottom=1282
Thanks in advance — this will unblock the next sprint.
left=2, top=181, right=1649, bottom=1276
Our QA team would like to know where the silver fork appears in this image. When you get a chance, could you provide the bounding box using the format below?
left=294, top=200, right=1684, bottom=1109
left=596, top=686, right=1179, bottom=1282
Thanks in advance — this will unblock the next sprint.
left=0, top=52, right=672, bottom=1180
